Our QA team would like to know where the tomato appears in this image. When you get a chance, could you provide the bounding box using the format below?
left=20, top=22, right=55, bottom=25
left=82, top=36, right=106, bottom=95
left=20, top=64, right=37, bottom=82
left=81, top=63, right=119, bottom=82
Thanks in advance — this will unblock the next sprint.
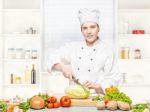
left=48, top=96, right=57, bottom=103
left=47, top=103, right=54, bottom=109
left=53, top=102, right=60, bottom=108
left=30, top=96, right=45, bottom=109
left=104, top=99, right=110, bottom=105
left=60, top=96, right=71, bottom=107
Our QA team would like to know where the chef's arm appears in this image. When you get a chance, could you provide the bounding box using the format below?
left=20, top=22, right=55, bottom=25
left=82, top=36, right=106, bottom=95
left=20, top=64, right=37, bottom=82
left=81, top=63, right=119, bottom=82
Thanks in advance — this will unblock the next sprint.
left=47, top=43, right=73, bottom=73
left=52, top=63, right=74, bottom=80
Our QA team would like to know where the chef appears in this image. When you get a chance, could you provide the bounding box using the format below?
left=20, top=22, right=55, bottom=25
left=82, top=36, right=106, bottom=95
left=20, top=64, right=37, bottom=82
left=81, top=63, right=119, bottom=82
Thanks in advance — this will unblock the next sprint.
left=47, top=8, right=120, bottom=94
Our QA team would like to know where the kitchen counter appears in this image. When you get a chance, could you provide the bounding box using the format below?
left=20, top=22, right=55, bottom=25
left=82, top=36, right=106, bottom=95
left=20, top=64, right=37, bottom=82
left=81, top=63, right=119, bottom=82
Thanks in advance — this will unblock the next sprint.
left=29, top=107, right=131, bottom=112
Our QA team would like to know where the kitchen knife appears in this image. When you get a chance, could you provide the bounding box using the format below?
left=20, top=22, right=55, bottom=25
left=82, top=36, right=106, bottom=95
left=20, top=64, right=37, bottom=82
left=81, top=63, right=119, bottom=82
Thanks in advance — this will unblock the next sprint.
left=72, top=76, right=87, bottom=92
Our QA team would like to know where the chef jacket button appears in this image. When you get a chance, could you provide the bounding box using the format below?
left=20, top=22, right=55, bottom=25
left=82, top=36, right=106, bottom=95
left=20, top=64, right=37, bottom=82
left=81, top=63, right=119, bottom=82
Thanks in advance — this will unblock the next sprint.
left=90, top=58, right=93, bottom=61
left=77, top=68, right=80, bottom=70
left=88, top=69, right=91, bottom=72
left=81, top=47, right=84, bottom=50
left=79, top=57, right=81, bottom=59
left=93, top=49, right=96, bottom=51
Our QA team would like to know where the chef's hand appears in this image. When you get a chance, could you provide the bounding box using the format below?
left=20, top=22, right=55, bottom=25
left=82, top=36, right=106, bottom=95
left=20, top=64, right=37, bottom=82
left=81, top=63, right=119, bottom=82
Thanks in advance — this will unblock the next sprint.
left=52, top=63, right=74, bottom=80
left=83, top=80, right=104, bottom=94
left=61, top=64, right=75, bottom=80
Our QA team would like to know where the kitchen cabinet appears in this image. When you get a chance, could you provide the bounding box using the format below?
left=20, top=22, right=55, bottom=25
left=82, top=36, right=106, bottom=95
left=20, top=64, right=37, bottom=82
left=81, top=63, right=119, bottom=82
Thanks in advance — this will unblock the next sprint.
left=118, top=0, right=150, bottom=101
left=0, top=0, right=42, bottom=99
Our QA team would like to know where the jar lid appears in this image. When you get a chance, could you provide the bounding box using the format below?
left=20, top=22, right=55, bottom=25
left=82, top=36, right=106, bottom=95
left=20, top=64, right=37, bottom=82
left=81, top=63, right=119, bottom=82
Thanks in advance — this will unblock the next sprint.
left=25, top=50, right=30, bottom=52
left=31, top=50, right=37, bottom=52
left=8, top=48, right=15, bottom=50
left=135, top=49, right=140, bottom=52
left=16, top=48, right=23, bottom=51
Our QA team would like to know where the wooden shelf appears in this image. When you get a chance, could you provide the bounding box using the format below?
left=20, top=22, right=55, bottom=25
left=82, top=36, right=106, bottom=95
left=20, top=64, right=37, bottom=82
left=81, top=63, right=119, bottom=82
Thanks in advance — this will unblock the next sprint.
left=3, top=59, right=40, bottom=62
left=2, top=34, right=40, bottom=39
left=2, top=9, right=40, bottom=12
left=119, top=58, right=150, bottom=62
left=4, top=84, right=39, bottom=86
left=119, top=34, right=150, bottom=38
left=119, top=9, right=150, bottom=13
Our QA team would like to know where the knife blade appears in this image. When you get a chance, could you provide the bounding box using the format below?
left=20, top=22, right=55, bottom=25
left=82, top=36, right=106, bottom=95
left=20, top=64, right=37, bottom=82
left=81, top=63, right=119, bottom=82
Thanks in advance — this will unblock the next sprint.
left=72, top=76, right=87, bottom=92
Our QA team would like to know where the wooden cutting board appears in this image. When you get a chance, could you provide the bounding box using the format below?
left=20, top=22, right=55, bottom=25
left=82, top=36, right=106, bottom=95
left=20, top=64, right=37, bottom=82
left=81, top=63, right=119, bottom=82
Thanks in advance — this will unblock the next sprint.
left=56, top=95, right=97, bottom=107
left=71, top=97, right=97, bottom=107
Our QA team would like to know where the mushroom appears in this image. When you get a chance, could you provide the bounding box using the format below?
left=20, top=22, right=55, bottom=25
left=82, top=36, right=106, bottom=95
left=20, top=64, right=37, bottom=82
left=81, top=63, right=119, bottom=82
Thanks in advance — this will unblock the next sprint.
left=96, top=101, right=105, bottom=110
left=106, top=101, right=118, bottom=110
left=117, top=101, right=131, bottom=111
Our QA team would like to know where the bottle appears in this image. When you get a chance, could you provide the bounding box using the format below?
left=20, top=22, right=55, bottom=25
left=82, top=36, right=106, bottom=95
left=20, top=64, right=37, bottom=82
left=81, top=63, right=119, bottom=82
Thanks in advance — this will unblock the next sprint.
left=31, top=64, right=36, bottom=84
left=10, top=73, right=14, bottom=84
left=24, top=66, right=31, bottom=84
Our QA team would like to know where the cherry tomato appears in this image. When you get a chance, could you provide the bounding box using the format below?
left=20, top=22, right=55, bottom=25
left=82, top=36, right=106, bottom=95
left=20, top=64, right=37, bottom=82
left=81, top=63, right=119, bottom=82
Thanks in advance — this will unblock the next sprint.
left=104, top=99, right=110, bottom=105
left=54, top=102, right=60, bottom=108
left=60, top=96, right=71, bottom=107
left=48, top=96, right=57, bottom=103
left=47, top=103, right=54, bottom=109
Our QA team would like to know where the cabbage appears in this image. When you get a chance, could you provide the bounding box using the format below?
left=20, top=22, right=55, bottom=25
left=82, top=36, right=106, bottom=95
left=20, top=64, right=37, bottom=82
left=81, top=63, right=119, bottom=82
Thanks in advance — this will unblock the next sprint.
left=65, top=85, right=90, bottom=99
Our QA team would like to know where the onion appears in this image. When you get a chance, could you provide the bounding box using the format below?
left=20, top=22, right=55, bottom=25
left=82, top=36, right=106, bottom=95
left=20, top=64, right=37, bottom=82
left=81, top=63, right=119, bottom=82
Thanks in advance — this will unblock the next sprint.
left=30, top=96, right=45, bottom=109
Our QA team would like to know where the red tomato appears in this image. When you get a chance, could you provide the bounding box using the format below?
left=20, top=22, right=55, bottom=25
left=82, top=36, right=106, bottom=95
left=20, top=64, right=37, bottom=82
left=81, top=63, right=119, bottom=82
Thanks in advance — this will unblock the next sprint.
left=47, top=103, right=54, bottom=109
left=104, top=99, right=109, bottom=105
left=54, top=102, right=60, bottom=108
left=48, top=96, right=57, bottom=103
left=60, top=96, right=71, bottom=107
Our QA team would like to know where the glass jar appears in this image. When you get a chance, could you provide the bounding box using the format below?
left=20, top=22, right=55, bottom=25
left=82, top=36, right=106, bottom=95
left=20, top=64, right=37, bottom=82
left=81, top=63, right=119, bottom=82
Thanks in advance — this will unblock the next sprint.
left=120, top=47, right=129, bottom=59
left=134, top=49, right=141, bottom=59
left=16, top=48, right=24, bottom=59
left=31, top=50, right=38, bottom=59
left=7, top=48, right=15, bottom=59
left=24, top=50, right=30, bottom=59
left=15, top=76, right=21, bottom=84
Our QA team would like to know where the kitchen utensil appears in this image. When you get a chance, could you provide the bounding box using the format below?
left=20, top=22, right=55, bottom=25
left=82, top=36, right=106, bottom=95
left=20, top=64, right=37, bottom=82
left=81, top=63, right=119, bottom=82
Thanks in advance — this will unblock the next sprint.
left=72, top=76, right=87, bottom=92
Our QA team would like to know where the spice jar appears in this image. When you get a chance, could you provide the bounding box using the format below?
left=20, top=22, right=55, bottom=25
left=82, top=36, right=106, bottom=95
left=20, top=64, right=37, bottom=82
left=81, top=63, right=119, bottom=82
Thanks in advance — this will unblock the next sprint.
left=24, top=50, right=30, bottom=59
left=16, top=48, right=24, bottom=59
left=10, top=73, right=14, bottom=84
left=31, top=50, right=38, bottom=59
left=134, top=49, right=141, bottom=59
left=7, top=48, right=15, bottom=59
left=15, top=76, right=21, bottom=84
left=120, top=47, right=129, bottom=59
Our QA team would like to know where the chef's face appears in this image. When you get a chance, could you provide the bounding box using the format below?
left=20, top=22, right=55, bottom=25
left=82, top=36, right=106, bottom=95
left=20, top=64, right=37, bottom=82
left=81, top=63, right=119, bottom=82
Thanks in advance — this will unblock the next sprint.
left=81, top=22, right=99, bottom=46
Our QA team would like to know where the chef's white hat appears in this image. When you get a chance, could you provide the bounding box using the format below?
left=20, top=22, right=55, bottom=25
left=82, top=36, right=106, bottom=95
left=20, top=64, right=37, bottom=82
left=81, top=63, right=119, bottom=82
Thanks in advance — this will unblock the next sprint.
left=78, top=8, right=100, bottom=25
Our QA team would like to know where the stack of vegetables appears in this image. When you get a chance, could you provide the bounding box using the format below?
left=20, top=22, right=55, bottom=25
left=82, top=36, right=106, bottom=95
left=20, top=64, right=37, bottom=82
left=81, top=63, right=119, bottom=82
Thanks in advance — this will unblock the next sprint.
left=92, top=86, right=132, bottom=111
left=18, top=93, right=71, bottom=112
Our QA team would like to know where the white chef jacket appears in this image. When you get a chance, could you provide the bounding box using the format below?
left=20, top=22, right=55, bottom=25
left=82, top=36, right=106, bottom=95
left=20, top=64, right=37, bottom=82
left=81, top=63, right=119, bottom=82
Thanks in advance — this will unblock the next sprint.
left=47, top=40, right=120, bottom=93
